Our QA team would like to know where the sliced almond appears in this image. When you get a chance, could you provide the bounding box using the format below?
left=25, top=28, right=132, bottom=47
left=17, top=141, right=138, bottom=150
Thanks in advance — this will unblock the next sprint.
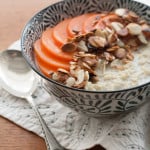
left=126, top=23, right=142, bottom=35
left=75, top=69, right=85, bottom=85
left=107, top=32, right=118, bottom=44
left=138, top=33, right=148, bottom=44
left=106, top=45, right=119, bottom=52
left=84, top=71, right=89, bottom=81
left=111, top=22, right=124, bottom=32
left=93, top=36, right=107, bottom=47
left=117, top=28, right=129, bottom=36
left=103, top=52, right=115, bottom=61
left=58, top=68, right=70, bottom=74
left=114, top=8, right=128, bottom=17
left=77, top=40, right=88, bottom=52
left=95, top=28, right=109, bottom=38
left=52, top=72, right=59, bottom=81
left=61, top=42, right=77, bottom=52
left=82, top=62, right=91, bottom=70
left=88, top=36, right=107, bottom=48
left=66, top=77, right=76, bottom=87
left=73, top=81, right=86, bottom=89
left=114, top=48, right=127, bottom=59
left=116, top=39, right=125, bottom=47
left=141, top=24, right=150, bottom=30
left=126, top=52, right=134, bottom=60
left=128, top=11, right=139, bottom=19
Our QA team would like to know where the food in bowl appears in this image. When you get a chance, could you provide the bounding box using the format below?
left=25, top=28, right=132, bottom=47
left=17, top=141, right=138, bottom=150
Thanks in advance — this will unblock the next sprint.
left=34, top=8, right=150, bottom=91
left=22, top=0, right=150, bottom=116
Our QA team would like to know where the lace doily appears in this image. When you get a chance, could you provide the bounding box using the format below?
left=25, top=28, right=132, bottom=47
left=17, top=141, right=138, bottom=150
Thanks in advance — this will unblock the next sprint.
left=0, top=40, right=150, bottom=150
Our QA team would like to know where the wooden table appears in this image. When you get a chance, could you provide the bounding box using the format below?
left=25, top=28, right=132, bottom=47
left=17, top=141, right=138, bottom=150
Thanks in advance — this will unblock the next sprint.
left=0, top=1, right=105, bottom=150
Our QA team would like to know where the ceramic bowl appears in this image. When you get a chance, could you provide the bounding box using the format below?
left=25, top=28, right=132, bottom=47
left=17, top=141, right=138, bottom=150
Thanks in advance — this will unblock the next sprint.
left=21, top=0, right=150, bottom=117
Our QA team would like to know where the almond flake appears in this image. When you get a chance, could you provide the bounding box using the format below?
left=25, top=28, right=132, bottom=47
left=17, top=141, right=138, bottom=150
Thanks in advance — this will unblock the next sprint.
left=111, top=22, right=124, bottom=32
left=114, top=8, right=128, bottom=17
left=115, top=48, right=127, bottom=59
left=88, top=36, right=107, bottom=48
left=117, top=28, right=128, bottom=36
left=126, top=23, right=142, bottom=35
left=138, top=33, right=148, bottom=44
left=75, top=69, right=85, bottom=85
left=66, top=77, right=76, bottom=87
left=77, top=40, right=88, bottom=52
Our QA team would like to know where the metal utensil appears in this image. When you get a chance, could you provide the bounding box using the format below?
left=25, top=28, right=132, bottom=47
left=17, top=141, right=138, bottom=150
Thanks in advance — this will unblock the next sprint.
left=0, top=49, right=65, bottom=150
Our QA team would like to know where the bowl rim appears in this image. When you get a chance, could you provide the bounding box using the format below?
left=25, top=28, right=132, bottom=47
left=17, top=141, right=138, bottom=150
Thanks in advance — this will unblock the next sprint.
left=21, top=0, right=150, bottom=94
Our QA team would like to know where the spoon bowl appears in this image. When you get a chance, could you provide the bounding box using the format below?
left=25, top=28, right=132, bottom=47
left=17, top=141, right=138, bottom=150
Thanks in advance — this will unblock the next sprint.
left=0, top=49, right=65, bottom=150
left=0, top=49, right=38, bottom=97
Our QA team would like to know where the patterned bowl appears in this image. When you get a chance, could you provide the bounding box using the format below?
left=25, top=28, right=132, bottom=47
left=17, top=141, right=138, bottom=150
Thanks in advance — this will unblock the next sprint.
left=21, top=0, right=150, bottom=117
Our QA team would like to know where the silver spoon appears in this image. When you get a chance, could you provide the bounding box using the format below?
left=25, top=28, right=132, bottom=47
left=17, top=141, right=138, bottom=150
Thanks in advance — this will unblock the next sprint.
left=0, top=49, right=65, bottom=150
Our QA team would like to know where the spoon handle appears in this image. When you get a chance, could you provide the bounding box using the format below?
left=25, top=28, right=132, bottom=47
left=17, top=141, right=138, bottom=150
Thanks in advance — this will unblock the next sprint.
left=26, top=95, right=65, bottom=150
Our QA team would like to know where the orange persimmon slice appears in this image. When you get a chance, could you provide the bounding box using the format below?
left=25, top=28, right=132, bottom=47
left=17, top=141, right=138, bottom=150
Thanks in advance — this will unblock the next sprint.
left=52, top=19, right=71, bottom=46
left=67, top=13, right=94, bottom=37
left=34, top=39, right=70, bottom=74
left=41, top=28, right=74, bottom=62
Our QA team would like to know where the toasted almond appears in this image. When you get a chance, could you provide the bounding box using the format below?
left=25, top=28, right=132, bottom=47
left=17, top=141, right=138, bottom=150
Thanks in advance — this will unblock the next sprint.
left=88, top=36, right=107, bottom=48
left=73, top=81, right=86, bottom=89
left=66, top=77, right=76, bottom=87
left=58, top=68, right=70, bottom=74
left=105, top=27, right=113, bottom=34
left=114, top=48, right=127, bottom=59
left=75, top=52, right=96, bottom=58
left=84, top=71, right=89, bottom=81
left=138, top=33, right=148, bottom=44
left=77, top=40, right=88, bottom=52
left=116, top=39, right=125, bottom=47
left=141, top=24, right=150, bottom=32
left=111, top=22, right=124, bottom=32
left=122, top=58, right=131, bottom=64
left=107, top=32, right=118, bottom=44
left=61, top=42, right=77, bottom=52
left=117, top=28, right=129, bottom=36
left=94, top=28, right=110, bottom=38
left=70, top=64, right=77, bottom=70
left=70, top=61, right=77, bottom=65
left=126, top=23, right=142, bottom=35
left=52, top=72, right=59, bottom=81
left=75, top=69, right=85, bottom=84
left=114, top=8, right=128, bottom=17
left=106, top=45, right=119, bottom=52
left=82, top=62, right=91, bottom=70
left=103, top=52, right=115, bottom=61
left=126, top=52, right=134, bottom=60
left=128, top=11, right=139, bottom=19
left=88, top=36, right=98, bottom=47
left=139, top=19, right=147, bottom=25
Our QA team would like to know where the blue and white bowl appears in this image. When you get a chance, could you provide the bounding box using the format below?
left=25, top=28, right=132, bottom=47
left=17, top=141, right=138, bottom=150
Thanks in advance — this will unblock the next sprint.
left=21, top=0, right=150, bottom=117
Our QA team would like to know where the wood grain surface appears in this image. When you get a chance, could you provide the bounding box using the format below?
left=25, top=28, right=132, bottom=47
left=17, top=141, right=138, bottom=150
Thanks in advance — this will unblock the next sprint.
left=0, top=0, right=105, bottom=150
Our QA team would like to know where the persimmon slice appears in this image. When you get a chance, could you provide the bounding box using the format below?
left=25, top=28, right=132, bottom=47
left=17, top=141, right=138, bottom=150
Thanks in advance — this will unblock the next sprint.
left=34, top=39, right=70, bottom=74
left=67, top=13, right=94, bottom=37
left=41, top=28, right=74, bottom=62
left=52, top=19, right=71, bottom=46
